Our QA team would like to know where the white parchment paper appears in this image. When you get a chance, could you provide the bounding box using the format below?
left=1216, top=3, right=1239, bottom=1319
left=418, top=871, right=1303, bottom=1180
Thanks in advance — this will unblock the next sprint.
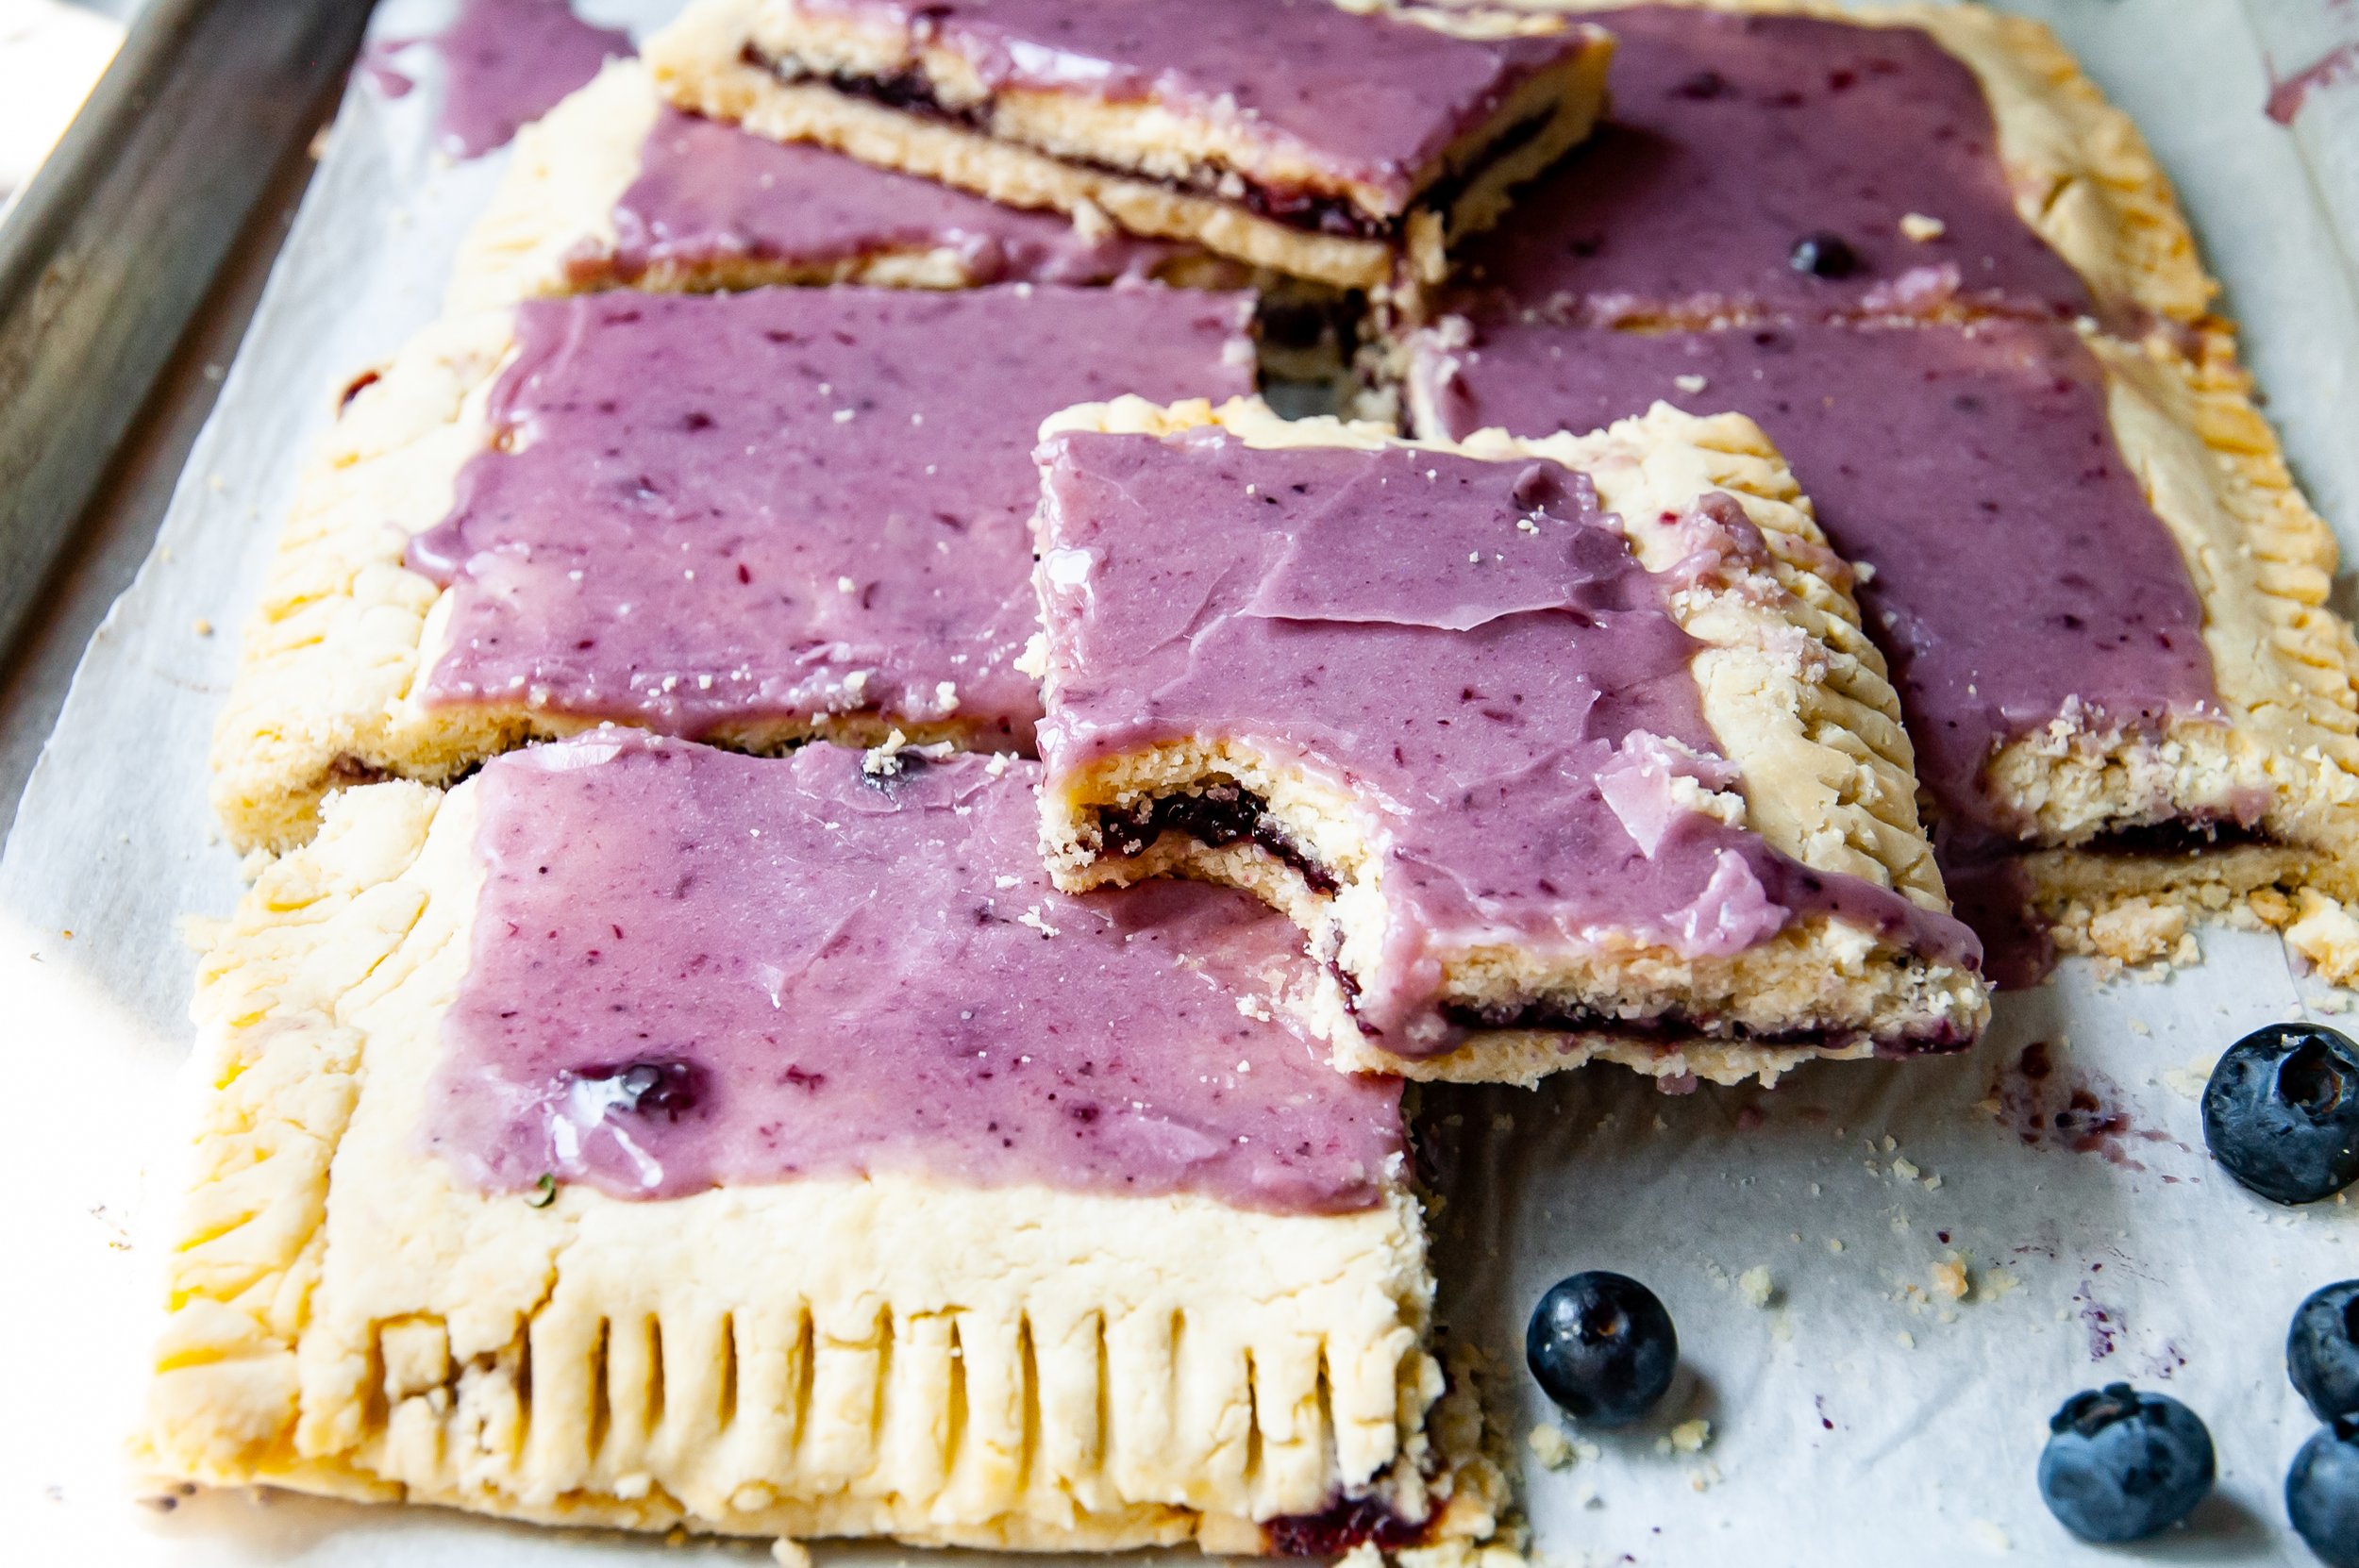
left=5, top=3, right=2359, bottom=1564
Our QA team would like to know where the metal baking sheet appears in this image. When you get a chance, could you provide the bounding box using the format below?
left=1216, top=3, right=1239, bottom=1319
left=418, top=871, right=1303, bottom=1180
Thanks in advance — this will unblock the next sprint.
left=6, top=2, right=2359, bottom=1564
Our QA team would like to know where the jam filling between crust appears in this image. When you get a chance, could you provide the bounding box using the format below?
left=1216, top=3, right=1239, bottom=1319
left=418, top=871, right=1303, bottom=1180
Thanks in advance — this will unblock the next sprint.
left=758, top=0, right=1588, bottom=203
left=1035, top=430, right=1980, bottom=1058
left=426, top=734, right=1406, bottom=1211
left=745, top=49, right=1561, bottom=242
left=1091, top=782, right=1340, bottom=896
left=405, top=285, right=1252, bottom=746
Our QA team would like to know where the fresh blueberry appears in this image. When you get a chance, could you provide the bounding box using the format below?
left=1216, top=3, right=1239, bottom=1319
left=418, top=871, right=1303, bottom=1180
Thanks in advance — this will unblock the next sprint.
left=2292, top=1280, right=2359, bottom=1422
left=1526, top=1271, right=1677, bottom=1426
left=2202, top=1024, right=2359, bottom=1204
left=2290, top=1417, right=2359, bottom=1568
left=1788, top=231, right=1860, bottom=279
left=2036, top=1383, right=2215, bottom=1543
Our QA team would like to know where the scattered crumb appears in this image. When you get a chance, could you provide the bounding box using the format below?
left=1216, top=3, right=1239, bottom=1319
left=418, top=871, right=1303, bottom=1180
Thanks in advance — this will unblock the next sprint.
left=1891, top=1157, right=1921, bottom=1182
left=1668, top=1419, right=1711, bottom=1454
left=1737, top=1266, right=1775, bottom=1308
left=1899, top=212, right=1948, bottom=242
left=1528, top=1424, right=1576, bottom=1470
left=2162, top=1057, right=2218, bottom=1100
left=771, top=1541, right=812, bottom=1568
left=836, top=575, right=858, bottom=592
left=983, top=751, right=1014, bottom=777
left=1970, top=1519, right=2011, bottom=1554
left=1982, top=1268, right=2020, bottom=1303
left=1827, top=1238, right=1845, bottom=1254
left=1686, top=1460, right=1722, bottom=1492
left=1673, top=373, right=1709, bottom=393
left=192, top=618, right=213, bottom=637
left=1895, top=1330, right=1916, bottom=1350
left=1932, top=1257, right=1970, bottom=1303
left=1016, top=908, right=1061, bottom=939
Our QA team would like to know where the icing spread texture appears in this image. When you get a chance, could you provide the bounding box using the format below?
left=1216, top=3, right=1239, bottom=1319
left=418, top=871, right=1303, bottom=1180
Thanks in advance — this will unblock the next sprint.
left=428, top=735, right=1404, bottom=1211
left=409, top=285, right=1254, bottom=745
left=608, top=105, right=1183, bottom=285
left=1035, top=427, right=1977, bottom=1053
left=786, top=0, right=1584, bottom=205
left=433, top=0, right=632, bottom=158
left=1456, top=8, right=2089, bottom=323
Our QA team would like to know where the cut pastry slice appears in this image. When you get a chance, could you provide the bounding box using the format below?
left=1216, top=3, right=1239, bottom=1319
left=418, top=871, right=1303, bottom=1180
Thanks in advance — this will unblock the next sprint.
left=1398, top=312, right=2359, bottom=982
left=209, top=282, right=1254, bottom=854
left=452, top=58, right=1215, bottom=311
left=1030, top=395, right=1987, bottom=1087
left=140, top=733, right=1505, bottom=1555
left=1430, top=2, right=2208, bottom=329
left=643, top=0, right=1615, bottom=292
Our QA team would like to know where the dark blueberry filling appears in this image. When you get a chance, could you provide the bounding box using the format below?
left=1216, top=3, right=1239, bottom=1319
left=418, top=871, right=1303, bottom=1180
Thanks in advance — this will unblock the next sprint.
left=2081, top=818, right=2276, bottom=858
left=1262, top=1493, right=1427, bottom=1557
left=1434, top=999, right=1973, bottom=1057
left=1093, top=783, right=1340, bottom=894
left=748, top=45, right=1554, bottom=244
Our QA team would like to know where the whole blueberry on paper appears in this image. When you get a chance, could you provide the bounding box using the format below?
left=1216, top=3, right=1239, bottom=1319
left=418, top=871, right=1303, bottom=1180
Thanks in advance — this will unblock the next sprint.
left=1526, top=1271, right=1676, bottom=1426
left=2036, top=1384, right=2214, bottom=1543
left=2291, top=1279, right=2359, bottom=1422
left=2201, top=1024, right=2359, bottom=1204
left=2288, top=1417, right=2359, bottom=1568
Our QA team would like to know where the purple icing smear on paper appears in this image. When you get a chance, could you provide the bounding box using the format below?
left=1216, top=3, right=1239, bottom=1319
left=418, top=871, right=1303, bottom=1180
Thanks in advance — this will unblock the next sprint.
left=784, top=0, right=1586, bottom=206
left=431, top=0, right=631, bottom=158
left=1452, top=8, right=2089, bottom=325
left=407, top=285, right=1254, bottom=747
left=2267, top=43, right=2359, bottom=125
left=1034, top=427, right=1978, bottom=1056
left=605, top=105, right=1182, bottom=286
left=427, top=735, right=1404, bottom=1212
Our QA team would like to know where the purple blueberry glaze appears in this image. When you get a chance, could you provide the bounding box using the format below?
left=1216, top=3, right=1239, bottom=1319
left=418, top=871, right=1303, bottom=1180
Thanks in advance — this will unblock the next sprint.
left=785, top=0, right=1587, bottom=206
left=1406, top=316, right=2228, bottom=984
left=427, top=734, right=1403, bottom=1211
left=407, top=285, right=1254, bottom=747
left=1405, top=317, right=2220, bottom=838
left=606, top=105, right=1184, bottom=286
left=1456, top=8, right=2090, bottom=323
left=1034, top=426, right=1978, bottom=1055
left=432, top=0, right=631, bottom=158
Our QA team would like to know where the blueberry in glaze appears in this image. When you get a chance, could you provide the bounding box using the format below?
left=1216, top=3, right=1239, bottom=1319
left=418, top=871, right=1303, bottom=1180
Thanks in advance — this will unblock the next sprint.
left=2201, top=1024, right=2359, bottom=1204
left=1787, top=231, right=1858, bottom=278
left=1526, top=1272, right=1677, bottom=1426
left=2036, top=1384, right=2215, bottom=1543
left=2294, top=1280, right=2359, bottom=1423
left=2289, top=1417, right=2359, bottom=1568
left=571, top=1059, right=705, bottom=1121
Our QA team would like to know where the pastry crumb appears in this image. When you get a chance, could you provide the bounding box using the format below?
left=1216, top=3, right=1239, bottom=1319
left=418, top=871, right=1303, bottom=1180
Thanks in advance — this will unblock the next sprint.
left=1527, top=1423, right=1575, bottom=1469
left=1931, top=1257, right=1970, bottom=1303
left=1899, top=211, right=1948, bottom=242
left=1737, top=1265, right=1775, bottom=1308
left=771, top=1541, right=812, bottom=1568
left=1673, top=373, right=1708, bottom=393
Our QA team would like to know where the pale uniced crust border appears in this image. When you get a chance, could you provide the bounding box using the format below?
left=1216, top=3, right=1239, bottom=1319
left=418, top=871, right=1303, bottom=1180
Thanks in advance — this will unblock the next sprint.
left=134, top=776, right=1508, bottom=1555
left=1473, top=0, right=2213, bottom=327
left=1029, top=395, right=1988, bottom=1088
left=208, top=309, right=1008, bottom=857
left=643, top=0, right=1614, bottom=291
left=446, top=59, right=1252, bottom=313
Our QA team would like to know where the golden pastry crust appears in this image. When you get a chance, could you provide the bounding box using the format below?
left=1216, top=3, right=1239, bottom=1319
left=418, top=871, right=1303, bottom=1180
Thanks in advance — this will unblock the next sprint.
left=1481, top=0, right=2213, bottom=326
left=644, top=0, right=1614, bottom=290
left=208, top=309, right=1010, bottom=856
left=1031, top=395, right=1987, bottom=1087
left=137, top=777, right=1491, bottom=1552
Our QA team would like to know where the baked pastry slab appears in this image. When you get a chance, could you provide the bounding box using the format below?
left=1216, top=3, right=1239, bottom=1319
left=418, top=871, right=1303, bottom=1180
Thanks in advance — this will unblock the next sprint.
left=1397, top=315, right=2359, bottom=975
left=1029, top=395, right=1987, bottom=1088
left=643, top=0, right=1615, bottom=292
left=1429, top=0, right=2211, bottom=329
left=141, top=735, right=1506, bottom=1556
left=209, top=282, right=1255, bottom=855
left=451, top=58, right=1213, bottom=312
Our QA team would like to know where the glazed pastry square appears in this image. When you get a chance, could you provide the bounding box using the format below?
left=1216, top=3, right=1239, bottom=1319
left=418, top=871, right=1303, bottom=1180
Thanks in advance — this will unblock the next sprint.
left=141, top=735, right=1507, bottom=1555
left=642, top=0, right=1614, bottom=292
left=1030, top=396, right=1987, bottom=1088
left=1398, top=292, right=2359, bottom=982
left=209, top=282, right=1254, bottom=853
left=1433, top=1, right=2211, bottom=328
left=451, top=58, right=1212, bottom=311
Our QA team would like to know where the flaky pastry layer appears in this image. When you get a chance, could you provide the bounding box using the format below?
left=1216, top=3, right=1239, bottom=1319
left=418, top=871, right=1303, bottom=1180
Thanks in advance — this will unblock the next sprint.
left=137, top=777, right=1495, bottom=1552
left=644, top=0, right=1613, bottom=290
left=1032, top=396, right=1986, bottom=1086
